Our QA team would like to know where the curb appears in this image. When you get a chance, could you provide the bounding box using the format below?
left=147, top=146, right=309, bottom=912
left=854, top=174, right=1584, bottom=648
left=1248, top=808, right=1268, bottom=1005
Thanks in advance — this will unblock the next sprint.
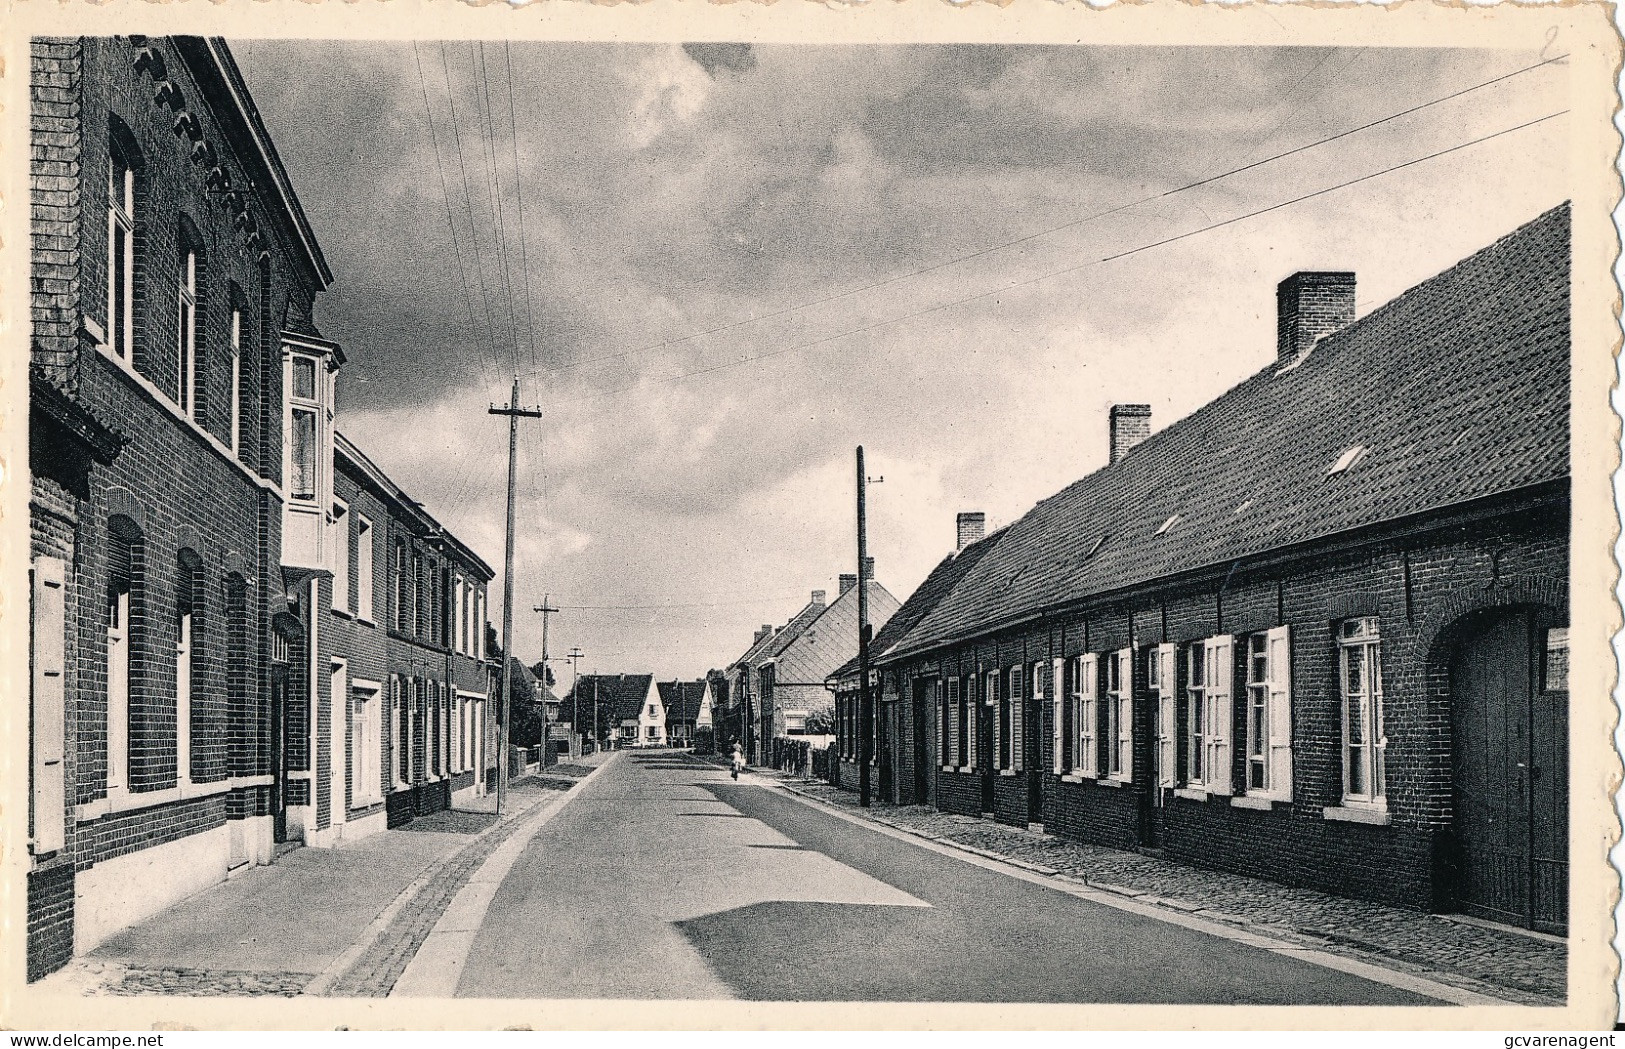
left=772, top=781, right=1533, bottom=1008
left=389, top=751, right=622, bottom=998
left=304, top=762, right=610, bottom=997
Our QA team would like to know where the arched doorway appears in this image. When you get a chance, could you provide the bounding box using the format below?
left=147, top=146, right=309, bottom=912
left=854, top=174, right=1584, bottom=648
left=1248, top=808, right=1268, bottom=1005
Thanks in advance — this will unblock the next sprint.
left=1448, top=606, right=1567, bottom=934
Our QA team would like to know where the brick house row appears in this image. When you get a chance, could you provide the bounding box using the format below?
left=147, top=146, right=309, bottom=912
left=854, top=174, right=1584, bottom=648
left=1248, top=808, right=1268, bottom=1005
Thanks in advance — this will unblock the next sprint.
left=25, top=35, right=499, bottom=981
left=830, top=205, right=1571, bottom=935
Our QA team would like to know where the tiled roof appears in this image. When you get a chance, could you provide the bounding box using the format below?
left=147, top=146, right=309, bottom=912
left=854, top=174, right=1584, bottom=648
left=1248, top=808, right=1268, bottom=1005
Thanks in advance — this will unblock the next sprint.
left=567, top=674, right=655, bottom=723
left=890, top=203, right=1570, bottom=659
left=657, top=680, right=708, bottom=724
left=772, top=581, right=900, bottom=687
left=829, top=526, right=1010, bottom=682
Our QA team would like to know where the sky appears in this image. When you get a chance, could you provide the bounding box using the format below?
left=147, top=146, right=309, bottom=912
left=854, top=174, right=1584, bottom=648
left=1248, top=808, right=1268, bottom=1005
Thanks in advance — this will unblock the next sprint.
left=234, top=40, right=1570, bottom=683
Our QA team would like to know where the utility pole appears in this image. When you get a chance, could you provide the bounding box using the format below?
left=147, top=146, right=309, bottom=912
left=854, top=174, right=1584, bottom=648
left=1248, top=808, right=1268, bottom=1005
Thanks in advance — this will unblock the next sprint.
left=592, top=675, right=600, bottom=754
left=534, top=595, right=558, bottom=767
left=567, top=647, right=583, bottom=759
left=489, top=378, right=543, bottom=816
left=857, top=445, right=873, bottom=808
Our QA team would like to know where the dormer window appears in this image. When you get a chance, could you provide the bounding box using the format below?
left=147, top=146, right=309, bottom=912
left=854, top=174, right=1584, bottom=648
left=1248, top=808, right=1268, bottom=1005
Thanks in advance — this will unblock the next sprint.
left=281, top=333, right=342, bottom=570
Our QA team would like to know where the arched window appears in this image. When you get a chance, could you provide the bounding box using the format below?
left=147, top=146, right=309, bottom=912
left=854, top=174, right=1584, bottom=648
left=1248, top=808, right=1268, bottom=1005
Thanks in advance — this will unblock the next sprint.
left=228, top=282, right=246, bottom=456
left=106, top=516, right=144, bottom=794
left=176, top=219, right=204, bottom=421
left=106, top=121, right=142, bottom=363
left=175, top=549, right=203, bottom=784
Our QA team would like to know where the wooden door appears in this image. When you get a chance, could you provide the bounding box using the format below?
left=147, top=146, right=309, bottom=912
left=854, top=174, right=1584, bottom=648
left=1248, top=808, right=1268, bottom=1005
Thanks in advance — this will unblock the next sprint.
left=1450, top=609, right=1568, bottom=933
left=977, top=700, right=995, bottom=815
left=912, top=678, right=931, bottom=806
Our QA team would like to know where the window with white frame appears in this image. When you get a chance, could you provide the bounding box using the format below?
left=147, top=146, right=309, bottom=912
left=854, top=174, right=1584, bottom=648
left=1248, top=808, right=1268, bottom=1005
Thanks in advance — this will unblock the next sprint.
left=453, top=576, right=465, bottom=655
left=331, top=499, right=349, bottom=613
left=392, top=675, right=408, bottom=788
left=1185, top=635, right=1234, bottom=794
left=946, top=677, right=962, bottom=768
left=229, top=297, right=243, bottom=455
left=106, top=527, right=137, bottom=794
left=1338, top=617, right=1384, bottom=806
left=355, top=515, right=374, bottom=622
left=177, top=242, right=198, bottom=419
left=175, top=553, right=200, bottom=784
left=1106, top=648, right=1132, bottom=781
left=351, top=682, right=382, bottom=805
left=1152, top=644, right=1177, bottom=788
left=1245, top=626, right=1293, bottom=800
left=1002, top=666, right=1020, bottom=771
left=288, top=355, right=319, bottom=501
left=988, top=670, right=1003, bottom=770
left=1072, top=654, right=1098, bottom=777
left=1050, top=658, right=1064, bottom=774
left=107, top=146, right=136, bottom=362
left=963, top=674, right=977, bottom=770
left=393, top=542, right=407, bottom=632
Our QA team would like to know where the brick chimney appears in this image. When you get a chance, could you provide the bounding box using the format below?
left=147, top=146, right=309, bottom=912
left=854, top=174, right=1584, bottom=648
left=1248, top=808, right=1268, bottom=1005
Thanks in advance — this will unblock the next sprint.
left=810, top=590, right=826, bottom=607
left=1109, top=404, right=1152, bottom=465
left=838, top=574, right=856, bottom=596
left=957, top=512, right=986, bottom=550
left=1277, top=271, right=1355, bottom=362
left=754, top=624, right=772, bottom=644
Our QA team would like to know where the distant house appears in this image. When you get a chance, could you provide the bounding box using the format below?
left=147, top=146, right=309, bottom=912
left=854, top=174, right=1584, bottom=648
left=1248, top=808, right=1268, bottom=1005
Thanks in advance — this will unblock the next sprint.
left=658, top=680, right=711, bottom=747
left=566, top=674, right=664, bottom=748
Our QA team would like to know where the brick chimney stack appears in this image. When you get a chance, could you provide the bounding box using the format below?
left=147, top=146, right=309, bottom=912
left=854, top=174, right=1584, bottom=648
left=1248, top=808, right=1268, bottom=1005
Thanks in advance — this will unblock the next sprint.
left=754, top=624, right=772, bottom=644
left=1277, top=271, right=1355, bottom=362
left=839, top=574, right=856, bottom=596
left=1109, top=404, right=1152, bottom=465
left=957, top=512, right=986, bottom=551
left=811, top=590, right=826, bottom=607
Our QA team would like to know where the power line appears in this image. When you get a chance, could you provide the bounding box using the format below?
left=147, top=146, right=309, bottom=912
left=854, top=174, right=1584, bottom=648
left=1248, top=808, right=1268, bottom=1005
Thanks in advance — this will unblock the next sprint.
left=559, top=107, right=1567, bottom=405
left=518, top=52, right=1567, bottom=386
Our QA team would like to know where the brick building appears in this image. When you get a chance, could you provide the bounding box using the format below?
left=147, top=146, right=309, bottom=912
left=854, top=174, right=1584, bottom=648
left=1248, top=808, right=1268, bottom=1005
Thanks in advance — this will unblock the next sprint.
left=26, top=35, right=335, bottom=977
left=723, top=568, right=898, bottom=765
left=851, top=205, right=1571, bottom=933
left=829, top=513, right=1006, bottom=805
left=324, top=433, right=496, bottom=839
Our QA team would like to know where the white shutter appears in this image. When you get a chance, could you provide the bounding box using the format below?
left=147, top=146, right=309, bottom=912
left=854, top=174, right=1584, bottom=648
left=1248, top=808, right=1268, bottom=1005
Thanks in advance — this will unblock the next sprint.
left=1116, top=647, right=1133, bottom=779
left=1205, top=635, right=1234, bottom=795
left=1079, top=653, right=1098, bottom=777
left=946, top=678, right=959, bottom=768
left=1157, top=643, right=1177, bottom=789
left=1051, top=658, right=1064, bottom=774
left=1267, top=625, right=1294, bottom=801
left=990, top=672, right=1001, bottom=771
left=31, top=558, right=67, bottom=854
left=1010, top=666, right=1024, bottom=773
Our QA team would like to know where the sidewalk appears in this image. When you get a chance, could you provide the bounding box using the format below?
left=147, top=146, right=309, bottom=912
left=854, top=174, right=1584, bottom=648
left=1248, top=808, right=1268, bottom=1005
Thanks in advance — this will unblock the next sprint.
left=41, top=757, right=608, bottom=998
left=763, top=769, right=1565, bottom=1007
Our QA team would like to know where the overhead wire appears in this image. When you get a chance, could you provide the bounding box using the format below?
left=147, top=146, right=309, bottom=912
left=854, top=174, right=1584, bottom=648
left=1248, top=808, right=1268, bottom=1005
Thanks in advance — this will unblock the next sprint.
left=516, top=51, right=1568, bottom=386
left=556, top=107, right=1568, bottom=405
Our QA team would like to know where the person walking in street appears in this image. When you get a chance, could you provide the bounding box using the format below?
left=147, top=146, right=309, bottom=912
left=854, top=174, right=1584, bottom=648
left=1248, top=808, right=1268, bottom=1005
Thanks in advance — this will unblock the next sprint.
left=730, top=740, right=745, bottom=780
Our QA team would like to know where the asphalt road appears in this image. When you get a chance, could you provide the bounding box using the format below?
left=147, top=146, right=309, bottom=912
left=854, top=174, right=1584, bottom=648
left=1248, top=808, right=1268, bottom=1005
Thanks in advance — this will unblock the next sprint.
left=456, top=751, right=1439, bottom=1004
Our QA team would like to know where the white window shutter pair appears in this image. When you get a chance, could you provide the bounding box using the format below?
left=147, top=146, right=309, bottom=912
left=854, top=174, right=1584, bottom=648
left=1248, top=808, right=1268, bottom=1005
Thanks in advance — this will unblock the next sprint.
left=1051, top=658, right=1064, bottom=774
left=1079, top=653, right=1099, bottom=777
left=1156, top=643, right=1177, bottom=789
left=990, top=673, right=1002, bottom=771
left=1267, top=625, right=1294, bottom=801
left=966, top=677, right=977, bottom=771
left=31, top=558, right=67, bottom=854
left=1115, top=647, right=1133, bottom=778
left=1204, top=634, right=1234, bottom=795
left=1010, top=666, right=1024, bottom=772
left=946, top=678, right=960, bottom=767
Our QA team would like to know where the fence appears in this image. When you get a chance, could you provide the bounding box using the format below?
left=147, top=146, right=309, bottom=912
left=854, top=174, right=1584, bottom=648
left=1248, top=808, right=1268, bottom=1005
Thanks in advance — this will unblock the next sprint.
left=767, top=737, right=830, bottom=779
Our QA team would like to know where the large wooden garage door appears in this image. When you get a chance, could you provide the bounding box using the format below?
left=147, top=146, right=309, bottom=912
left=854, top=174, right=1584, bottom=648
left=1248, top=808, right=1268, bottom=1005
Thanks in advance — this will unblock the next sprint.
left=1450, top=609, right=1567, bottom=934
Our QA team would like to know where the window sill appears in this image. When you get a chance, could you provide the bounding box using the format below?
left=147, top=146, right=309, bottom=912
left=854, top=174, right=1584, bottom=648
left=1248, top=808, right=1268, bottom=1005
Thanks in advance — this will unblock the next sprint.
left=331, top=607, right=353, bottom=621
left=1096, top=776, right=1128, bottom=789
left=357, top=614, right=377, bottom=628
left=1059, top=773, right=1092, bottom=784
left=1324, top=804, right=1390, bottom=826
left=1231, top=795, right=1279, bottom=811
left=92, top=338, right=281, bottom=499
left=1174, top=787, right=1209, bottom=802
left=998, top=769, right=1018, bottom=778
left=958, top=766, right=976, bottom=775
left=76, top=776, right=236, bottom=821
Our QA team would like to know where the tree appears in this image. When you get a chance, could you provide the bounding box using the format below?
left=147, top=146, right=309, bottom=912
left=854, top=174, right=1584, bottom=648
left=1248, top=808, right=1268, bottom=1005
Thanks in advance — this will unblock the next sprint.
left=803, top=702, right=835, bottom=736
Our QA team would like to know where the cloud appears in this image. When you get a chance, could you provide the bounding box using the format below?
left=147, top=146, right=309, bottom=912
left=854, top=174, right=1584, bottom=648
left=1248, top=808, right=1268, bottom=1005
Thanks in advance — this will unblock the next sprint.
left=239, top=40, right=1569, bottom=679
left=682, top=42, right=757, bottom=79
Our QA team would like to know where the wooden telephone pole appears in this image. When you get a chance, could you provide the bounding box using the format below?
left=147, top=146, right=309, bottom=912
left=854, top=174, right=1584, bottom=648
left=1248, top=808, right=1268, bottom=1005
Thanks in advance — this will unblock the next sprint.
left=857, top=446, right=873, bottom=809
left=489, top=378, right=543, bottom=816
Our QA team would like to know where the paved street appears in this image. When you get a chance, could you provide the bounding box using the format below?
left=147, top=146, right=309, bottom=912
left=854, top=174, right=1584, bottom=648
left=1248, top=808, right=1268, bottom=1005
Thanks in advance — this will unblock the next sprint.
left=457, top=752, right=1442, bottom=1004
